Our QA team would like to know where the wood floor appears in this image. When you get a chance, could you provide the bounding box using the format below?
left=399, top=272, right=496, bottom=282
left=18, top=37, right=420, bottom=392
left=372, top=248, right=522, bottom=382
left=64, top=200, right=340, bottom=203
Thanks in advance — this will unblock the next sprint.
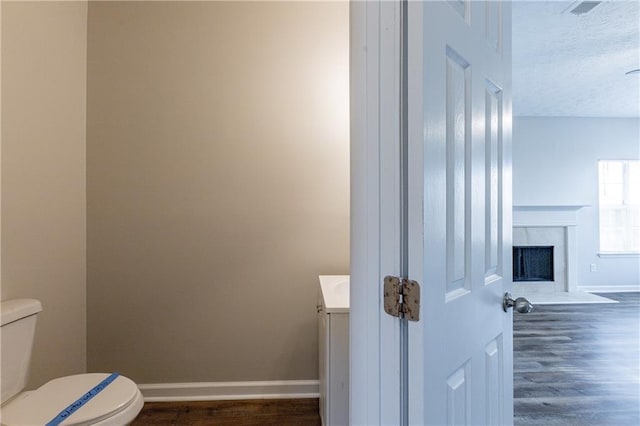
left=131, top=398, right=320, bottom=426
left=132, top=292, right=639, bottom=425
left=514, top=292, right=640, bottom=426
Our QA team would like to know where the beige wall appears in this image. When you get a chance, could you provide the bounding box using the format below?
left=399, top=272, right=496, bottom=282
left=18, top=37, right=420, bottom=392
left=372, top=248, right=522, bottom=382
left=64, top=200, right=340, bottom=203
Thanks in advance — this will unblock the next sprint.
left=1, top=1, right=87, bottom=387
left=87, top=1, right=349, bottom=382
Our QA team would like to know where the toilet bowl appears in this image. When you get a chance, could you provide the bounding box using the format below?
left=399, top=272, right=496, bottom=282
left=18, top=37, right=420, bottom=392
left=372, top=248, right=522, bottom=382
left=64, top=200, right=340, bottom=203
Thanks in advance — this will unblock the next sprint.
left=1, top=300, right=144, bottom=425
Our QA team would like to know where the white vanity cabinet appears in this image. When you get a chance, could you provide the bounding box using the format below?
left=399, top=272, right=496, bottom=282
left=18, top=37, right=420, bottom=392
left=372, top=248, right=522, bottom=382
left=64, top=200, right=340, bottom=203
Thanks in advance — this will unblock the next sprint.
left=318, top=275, right=349, bottom=426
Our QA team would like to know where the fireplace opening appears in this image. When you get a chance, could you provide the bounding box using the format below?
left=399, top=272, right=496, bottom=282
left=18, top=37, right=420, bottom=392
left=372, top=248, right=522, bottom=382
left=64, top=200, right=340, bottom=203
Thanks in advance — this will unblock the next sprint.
left=513, top=246, right=554, bottom=282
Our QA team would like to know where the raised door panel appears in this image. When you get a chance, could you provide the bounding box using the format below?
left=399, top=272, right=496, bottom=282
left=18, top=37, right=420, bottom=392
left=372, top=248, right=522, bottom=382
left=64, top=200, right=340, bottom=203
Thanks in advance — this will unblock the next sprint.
left=445, top=47, right=471, bottom=302
left=485, top=81, right=503, bottom=282
left=485, top=335, right=505, bottom=425
left=446, top=361, right=472, bottom=425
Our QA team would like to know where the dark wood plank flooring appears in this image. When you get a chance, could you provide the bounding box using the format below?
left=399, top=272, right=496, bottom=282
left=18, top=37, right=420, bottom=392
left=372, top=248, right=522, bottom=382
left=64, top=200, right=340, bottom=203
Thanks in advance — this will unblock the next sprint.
left=514, top=292, right=640, bottom=426
left=131, top=399, right=320, bottom=426
left=132, top=293, right=639, bottom=425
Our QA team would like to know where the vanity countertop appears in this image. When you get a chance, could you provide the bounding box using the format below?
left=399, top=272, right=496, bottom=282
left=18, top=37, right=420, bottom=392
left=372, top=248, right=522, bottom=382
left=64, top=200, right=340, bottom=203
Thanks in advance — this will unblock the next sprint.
left=319, top=275, right=349, bottom=314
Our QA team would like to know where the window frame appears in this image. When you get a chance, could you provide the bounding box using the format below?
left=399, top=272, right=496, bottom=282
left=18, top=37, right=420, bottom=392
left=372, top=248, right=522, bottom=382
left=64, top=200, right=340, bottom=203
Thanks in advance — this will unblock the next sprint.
left=597, top=159, right=640, bottom=256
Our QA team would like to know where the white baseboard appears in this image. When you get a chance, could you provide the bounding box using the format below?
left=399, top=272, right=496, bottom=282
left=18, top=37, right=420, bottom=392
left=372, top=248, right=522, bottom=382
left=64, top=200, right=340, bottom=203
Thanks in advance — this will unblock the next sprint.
left=579, top=285, right=640, bottom=293
left=138, top=380, right=319, bottom=402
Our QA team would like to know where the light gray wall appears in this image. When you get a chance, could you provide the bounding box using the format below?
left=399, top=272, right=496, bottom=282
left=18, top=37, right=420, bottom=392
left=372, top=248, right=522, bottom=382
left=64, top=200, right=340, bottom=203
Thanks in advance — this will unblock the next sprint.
left=87, top=1, right=349, bottom=383
left=1, top=1, right=87, bottom=387
left=513, top=116, right=640, bottom=291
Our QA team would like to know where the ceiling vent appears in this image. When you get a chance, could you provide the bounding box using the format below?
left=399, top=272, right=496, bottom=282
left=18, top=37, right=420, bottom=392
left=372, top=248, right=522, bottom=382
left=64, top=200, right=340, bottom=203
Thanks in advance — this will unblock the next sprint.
left=567, top=1, right=602, bottom=15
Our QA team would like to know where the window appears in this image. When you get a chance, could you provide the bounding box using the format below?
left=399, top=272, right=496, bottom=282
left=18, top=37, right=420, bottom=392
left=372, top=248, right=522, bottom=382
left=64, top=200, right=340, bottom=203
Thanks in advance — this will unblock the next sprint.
left=598, top=160, right=640, bottom=253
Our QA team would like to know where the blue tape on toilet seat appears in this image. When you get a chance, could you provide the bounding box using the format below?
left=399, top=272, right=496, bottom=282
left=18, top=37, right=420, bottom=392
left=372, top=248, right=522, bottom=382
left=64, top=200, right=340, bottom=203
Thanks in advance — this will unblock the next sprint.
left=45, top=372, right=121, bottom=426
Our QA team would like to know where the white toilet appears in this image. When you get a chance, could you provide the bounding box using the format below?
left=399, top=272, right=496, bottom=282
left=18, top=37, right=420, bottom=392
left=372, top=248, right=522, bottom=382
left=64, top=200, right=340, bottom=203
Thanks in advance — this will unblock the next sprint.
left=1, top=299, right=144, bottom=425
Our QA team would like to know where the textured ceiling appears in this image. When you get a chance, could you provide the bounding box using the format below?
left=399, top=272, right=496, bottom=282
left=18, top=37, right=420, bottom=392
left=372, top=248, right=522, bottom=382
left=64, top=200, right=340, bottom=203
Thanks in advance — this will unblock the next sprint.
left=513, top=0, right=640, bottom=117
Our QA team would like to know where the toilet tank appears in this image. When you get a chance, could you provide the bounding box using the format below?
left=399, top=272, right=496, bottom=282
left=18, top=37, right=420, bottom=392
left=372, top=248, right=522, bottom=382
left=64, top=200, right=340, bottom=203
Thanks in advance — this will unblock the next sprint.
left=1, top=299, right=42, bottom=404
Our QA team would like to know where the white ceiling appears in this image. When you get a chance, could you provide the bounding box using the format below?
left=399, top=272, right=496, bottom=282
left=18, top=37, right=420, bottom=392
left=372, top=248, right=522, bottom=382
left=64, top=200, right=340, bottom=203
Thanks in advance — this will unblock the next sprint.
left=512, top=0, right=640, bottom=117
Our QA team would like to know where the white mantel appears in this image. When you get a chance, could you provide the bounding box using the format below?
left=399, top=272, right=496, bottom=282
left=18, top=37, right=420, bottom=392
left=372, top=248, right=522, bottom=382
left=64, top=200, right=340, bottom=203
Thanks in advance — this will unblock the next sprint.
left=513, top=205, right=589, bottom=227
left=513, top=205, right=589, bottom=292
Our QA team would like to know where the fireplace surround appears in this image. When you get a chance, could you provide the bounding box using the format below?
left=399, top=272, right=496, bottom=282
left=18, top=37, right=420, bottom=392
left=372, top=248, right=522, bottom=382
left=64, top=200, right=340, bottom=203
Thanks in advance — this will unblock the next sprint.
left=513, top=205, right=588, bottom=292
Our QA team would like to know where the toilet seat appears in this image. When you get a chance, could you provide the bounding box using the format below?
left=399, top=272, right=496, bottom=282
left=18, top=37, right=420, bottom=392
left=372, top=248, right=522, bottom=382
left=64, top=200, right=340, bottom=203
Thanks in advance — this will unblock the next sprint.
left=1, top=373, right=142, bottom=426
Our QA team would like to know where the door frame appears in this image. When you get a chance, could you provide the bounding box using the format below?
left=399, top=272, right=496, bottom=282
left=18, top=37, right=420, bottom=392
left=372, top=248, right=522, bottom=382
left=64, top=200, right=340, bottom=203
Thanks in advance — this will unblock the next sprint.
left=350, top=0, right=404, bottom=424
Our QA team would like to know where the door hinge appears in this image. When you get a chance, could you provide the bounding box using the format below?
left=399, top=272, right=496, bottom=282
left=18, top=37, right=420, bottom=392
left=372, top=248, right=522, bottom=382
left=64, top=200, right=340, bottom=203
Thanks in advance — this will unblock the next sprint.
left=383, top=276, right=420, bottom=321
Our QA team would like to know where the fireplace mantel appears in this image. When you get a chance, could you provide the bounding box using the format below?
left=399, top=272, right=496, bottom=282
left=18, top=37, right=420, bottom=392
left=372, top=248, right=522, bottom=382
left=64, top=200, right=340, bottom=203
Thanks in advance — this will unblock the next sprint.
left=513, top=205, right=590, bottom=227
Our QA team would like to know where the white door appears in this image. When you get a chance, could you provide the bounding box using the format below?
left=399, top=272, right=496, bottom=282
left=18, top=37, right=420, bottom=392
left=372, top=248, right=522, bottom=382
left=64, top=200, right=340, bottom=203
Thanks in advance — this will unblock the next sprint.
left=407, top=1, right=514, bottom=425
left=351, top=1, right=515, bottom=425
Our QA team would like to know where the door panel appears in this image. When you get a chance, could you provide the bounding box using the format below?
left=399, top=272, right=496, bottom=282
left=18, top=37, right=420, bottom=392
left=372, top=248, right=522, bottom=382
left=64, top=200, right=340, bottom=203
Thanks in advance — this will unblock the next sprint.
left=445, top=47, right=470, bottom=300
left=485, top=1, right=503, bottom=53
left=485, top=81, right=502, bottom=281
left=485, top=335, right=505, bottom=425
left=446, top=361, right=471, bottom=426
left=407, top=1, right=513, bottom=425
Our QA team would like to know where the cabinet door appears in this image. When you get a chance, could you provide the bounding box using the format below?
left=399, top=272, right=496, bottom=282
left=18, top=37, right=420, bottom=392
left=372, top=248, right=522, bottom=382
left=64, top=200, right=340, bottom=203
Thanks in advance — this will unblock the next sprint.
left=328, top=313, right=349, bottom=426
left=318, top=309, right=328, bottom=424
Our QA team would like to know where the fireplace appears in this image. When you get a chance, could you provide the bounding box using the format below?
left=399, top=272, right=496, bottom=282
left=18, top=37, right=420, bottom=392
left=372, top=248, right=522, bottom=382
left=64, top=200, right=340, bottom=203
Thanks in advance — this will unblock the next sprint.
left=513, top=246, right=554, bottom=282
left=513, top=205, right=588, bottom=293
